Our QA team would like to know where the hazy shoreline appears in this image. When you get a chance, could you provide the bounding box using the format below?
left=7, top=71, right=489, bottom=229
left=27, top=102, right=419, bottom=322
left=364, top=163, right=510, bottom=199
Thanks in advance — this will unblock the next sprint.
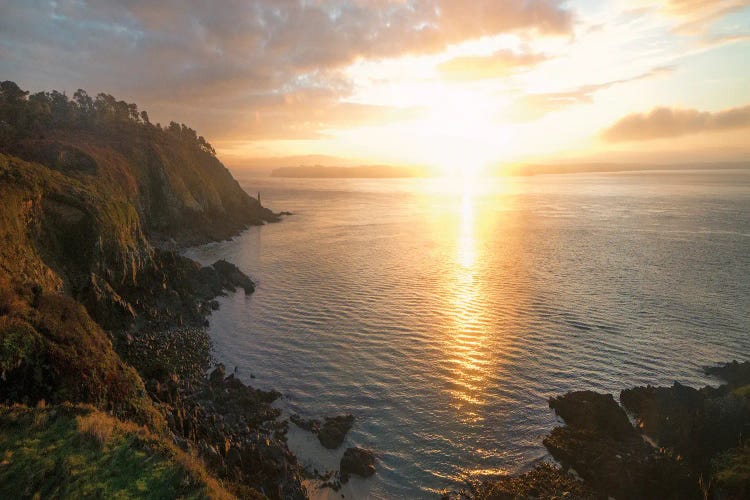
left=268, top=162, right=749, bottom=178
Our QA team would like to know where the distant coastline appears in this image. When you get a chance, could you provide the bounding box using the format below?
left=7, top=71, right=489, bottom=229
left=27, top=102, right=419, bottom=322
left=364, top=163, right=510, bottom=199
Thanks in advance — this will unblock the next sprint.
left=504, top=161, right=750, bottom=176
left=269, top=162, right=749, bottom=178
left=271, top=165, right=429, bottom=178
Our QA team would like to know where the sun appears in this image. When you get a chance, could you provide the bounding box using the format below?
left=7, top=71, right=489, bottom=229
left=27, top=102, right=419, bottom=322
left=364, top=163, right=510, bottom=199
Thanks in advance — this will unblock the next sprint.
left=405, top=87, right=509, bottom=178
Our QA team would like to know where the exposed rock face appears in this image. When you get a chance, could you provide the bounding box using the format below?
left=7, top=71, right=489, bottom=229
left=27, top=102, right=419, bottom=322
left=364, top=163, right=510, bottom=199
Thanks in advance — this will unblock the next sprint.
left=549, top=390, right=636, bottom=440
left=212, top=259, right=255, bottom=294
left=340, top=447, right=375, bottom=482
left=318, top=414, right=355, bottom=449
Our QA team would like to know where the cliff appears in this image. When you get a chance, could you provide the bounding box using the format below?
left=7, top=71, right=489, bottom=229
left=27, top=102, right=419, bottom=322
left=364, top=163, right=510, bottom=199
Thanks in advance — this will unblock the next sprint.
left=0, top=81, right=304, bottom=498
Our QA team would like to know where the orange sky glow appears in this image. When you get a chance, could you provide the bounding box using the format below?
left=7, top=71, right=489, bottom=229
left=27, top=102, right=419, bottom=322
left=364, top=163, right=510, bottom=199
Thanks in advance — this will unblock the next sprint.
left=3, top=1, right=749, bottom=173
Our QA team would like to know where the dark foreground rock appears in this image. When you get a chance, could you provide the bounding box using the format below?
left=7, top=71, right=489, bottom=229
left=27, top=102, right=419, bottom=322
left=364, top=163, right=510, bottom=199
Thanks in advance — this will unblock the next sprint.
left=212, top=259, right=255, bottom=294
left=340, top=447, right=376, bottom=483
left=619, top=361, right=750, bottom=499
left=290, top=413, right=321, bottom=433
left=442, top=462, right=598, bottom=500
left=620, top=382, right=749, bottom=470
left=544, top=390, right=699, bottom=499
left=150, top=363, right=306, bottom=499
left=318, top=414, right=355, bottom=449
left=705, top=360, right=750, bottom=388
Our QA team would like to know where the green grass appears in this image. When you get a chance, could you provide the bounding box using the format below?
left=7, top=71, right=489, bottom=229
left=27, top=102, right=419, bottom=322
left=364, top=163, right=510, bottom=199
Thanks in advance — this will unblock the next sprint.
left=713, top=445, right=750, bottom=497
left=0, top=404, right=236, bottom=499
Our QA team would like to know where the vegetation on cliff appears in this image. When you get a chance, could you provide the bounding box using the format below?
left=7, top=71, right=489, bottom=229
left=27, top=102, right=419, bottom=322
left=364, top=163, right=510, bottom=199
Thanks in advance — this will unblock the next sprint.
left=0, top=80, right=303, bottom=498
left=0, top=404, right=234, bottom=499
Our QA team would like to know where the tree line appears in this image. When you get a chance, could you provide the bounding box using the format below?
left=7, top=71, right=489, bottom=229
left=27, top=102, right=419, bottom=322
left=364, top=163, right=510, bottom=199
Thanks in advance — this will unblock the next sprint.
left=0, top=80, right=215, bottom=155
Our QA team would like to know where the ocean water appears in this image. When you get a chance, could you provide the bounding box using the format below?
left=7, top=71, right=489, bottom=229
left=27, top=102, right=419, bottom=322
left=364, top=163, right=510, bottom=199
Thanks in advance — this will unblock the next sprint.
left=184, top=170, right=750, bottom=498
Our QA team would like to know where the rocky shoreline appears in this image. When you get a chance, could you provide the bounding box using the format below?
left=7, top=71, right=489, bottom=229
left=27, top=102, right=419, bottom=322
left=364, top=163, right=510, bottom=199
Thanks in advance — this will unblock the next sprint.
left=444, top=360, right=750, bottom=499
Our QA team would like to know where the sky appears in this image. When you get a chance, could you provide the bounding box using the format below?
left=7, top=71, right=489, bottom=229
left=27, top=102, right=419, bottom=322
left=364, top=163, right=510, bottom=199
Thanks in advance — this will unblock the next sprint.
left=1, top=0, right=749, bottom=172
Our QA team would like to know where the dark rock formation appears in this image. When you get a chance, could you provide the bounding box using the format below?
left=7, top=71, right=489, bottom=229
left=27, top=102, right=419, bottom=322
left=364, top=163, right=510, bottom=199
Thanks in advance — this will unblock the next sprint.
left=441, top=463, right=598, bottom=500
left=150, top=364, right=305, bottom=499
left=340, top=447, right=375, bottom=483
left=705, top=360, right=750, bottom=388
left=544, top=390, right=699, bottom=499
left=290, top=414, right=321, bottom=433
left=212, top=259, right=255, bottom=294
left=621, top=382, right=748, bottom=468
left=318, top=414, right=355, bottom=449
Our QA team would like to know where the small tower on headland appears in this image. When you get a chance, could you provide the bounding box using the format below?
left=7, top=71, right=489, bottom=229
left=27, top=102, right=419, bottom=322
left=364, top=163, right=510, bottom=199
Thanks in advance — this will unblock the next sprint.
left=257, top=191, right=261, bottom=207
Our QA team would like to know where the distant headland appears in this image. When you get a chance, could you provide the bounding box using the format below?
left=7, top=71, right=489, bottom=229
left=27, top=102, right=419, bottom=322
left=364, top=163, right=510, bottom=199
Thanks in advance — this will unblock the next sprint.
left=271, top=165, right=429, bottom=178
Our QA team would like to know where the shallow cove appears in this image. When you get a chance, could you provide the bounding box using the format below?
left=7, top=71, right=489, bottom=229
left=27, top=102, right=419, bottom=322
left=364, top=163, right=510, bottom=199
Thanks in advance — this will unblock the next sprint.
left=183, top=171, right=750, bottom=498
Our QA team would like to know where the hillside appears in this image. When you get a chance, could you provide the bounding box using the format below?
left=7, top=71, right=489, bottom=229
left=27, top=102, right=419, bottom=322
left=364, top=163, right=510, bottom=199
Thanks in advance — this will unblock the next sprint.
left=0, top=81, right=305, bottom=498
left=0, top=404, right=237, bottom=499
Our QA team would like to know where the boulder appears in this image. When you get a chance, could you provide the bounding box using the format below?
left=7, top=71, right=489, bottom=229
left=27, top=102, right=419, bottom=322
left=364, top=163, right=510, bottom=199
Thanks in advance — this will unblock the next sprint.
left=318, top=414, right=354, bottom=449
left=212, top=259, right=255, bottom=294
left=340, top=447, right=375, bottom=482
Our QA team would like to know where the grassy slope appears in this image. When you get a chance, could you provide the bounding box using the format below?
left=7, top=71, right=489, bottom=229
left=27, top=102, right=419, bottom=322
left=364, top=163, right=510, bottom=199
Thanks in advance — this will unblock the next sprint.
left=0, top=404, right=235, bottom=499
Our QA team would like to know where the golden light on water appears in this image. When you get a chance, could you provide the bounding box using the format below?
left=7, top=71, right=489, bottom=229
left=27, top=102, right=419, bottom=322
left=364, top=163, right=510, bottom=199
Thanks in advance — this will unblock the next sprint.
left=443, top=175, right=490, bottom=423
left=423, top=173, right=522, bottom=424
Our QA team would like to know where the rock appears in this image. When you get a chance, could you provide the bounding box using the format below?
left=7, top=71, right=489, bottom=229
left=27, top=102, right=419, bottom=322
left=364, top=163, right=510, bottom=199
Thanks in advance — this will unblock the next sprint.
left=340, top=447, right=375, bottom=482
left=212, top=259, right=255, bottom=294
left=543, top=390, right=698, bottom=499
left=290, top=414, right=321, bottom=433
left=318, top=414, right=355, bottom=449
left=209, top=363, right=226, bottom=385
left=705, top=360, right=750, bottom=388
left=621, top=381, right=750, bottom=471
left=549, top=390, right=637, bottom=440
left=442, top=463, right=597, bottom=500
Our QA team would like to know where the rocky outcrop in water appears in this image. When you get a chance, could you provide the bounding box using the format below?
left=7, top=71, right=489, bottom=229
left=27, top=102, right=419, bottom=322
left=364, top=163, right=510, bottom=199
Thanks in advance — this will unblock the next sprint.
left=442, top=462, right=598, bottom=500
left=290, top=412, right=355, bottom=450
left=318, top=414, right=355, bottom=449
left=290, top=414, right=321, bottom=433
left=340, top=447, right=376, bottom=482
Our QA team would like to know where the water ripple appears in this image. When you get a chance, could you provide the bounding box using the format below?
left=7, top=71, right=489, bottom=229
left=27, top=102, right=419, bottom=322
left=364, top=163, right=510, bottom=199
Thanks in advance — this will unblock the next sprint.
left=184, top=172, right=750, bottom=499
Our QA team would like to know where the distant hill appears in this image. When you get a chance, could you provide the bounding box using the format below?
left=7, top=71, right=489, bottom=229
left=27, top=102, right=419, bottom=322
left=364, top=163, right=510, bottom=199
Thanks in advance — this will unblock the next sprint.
left=500, top=161, right=750, bottom=176
left=271, top=164, right=429, bottom=178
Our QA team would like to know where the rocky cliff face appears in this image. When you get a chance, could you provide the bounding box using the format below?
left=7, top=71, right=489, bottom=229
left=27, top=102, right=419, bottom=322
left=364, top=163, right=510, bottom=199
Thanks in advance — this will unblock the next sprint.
left=0, top=82, right=306, bottom=498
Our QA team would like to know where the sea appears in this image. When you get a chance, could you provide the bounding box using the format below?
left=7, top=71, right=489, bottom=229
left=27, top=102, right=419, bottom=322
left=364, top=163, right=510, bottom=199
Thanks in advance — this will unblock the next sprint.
left=183, top=169, right=750, bottom=498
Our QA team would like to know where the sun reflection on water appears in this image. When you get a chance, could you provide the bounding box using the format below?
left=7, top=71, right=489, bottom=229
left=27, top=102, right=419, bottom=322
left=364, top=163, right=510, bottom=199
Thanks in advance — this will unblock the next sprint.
left=457, top=178, right=476, bottom=269
left=444, top=175, right=491, bottom=423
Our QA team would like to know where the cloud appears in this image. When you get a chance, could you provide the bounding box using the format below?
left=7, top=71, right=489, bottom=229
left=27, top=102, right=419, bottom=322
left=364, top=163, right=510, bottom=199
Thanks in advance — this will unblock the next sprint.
left=0, top=0, right=572, bottom=139
left=602, top=104, right=750, bottom=141
left=506, top=66, right=673, bottom=121
left=438, top=50, right=548, bottom=81
left=630, top=0, right=750, bottom=33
